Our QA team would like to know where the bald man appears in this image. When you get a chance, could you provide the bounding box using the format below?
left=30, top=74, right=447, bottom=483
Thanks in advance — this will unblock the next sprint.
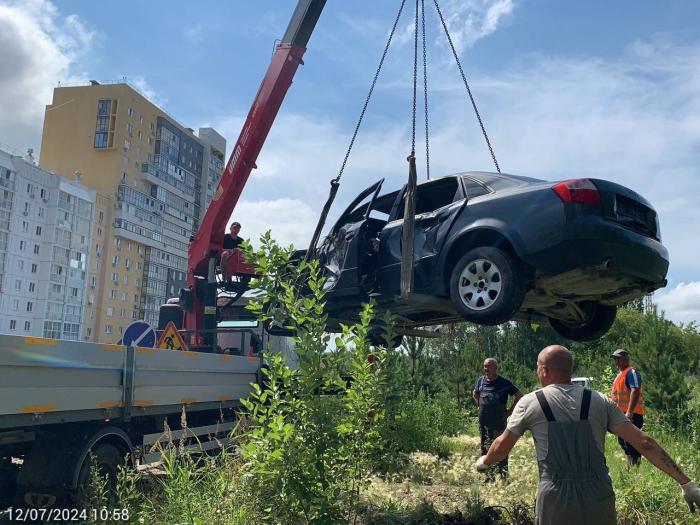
left=474, top=345, right=700, bottom=525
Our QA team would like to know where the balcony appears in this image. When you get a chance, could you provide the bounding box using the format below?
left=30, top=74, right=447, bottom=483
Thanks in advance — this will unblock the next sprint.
left=140, top=163, right=191, bottom=197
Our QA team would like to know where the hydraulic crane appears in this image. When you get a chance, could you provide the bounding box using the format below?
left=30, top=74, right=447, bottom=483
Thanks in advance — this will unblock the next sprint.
left=164, top=0, right=327, bottom=352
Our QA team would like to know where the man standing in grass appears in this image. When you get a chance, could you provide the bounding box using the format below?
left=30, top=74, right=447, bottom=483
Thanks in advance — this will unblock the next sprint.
left=610, top=348, right=644, bottom=466
left=473, top=345, right=700, bottom=525
left=472, top=358, right=522, bottom=481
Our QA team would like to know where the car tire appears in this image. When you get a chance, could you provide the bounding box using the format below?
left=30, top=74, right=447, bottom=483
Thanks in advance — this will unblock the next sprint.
left=549, top=302, right=617, bottom=341
left=449, top=247, right=525, bottom=325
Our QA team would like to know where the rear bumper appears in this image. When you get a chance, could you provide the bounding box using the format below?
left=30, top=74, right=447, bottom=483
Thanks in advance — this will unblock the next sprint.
left=523, top=217, right=669, bottom=286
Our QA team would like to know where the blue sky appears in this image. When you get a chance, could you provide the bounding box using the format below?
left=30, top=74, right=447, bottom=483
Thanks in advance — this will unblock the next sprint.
left=1, top=0, right=699, bottom=323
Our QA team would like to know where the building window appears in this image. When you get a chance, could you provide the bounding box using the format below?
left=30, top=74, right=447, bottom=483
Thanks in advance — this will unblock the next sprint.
left=120, top=308, right=125, bottom=319
left=26, top=302, right=33, bottom=312
left=18, top=260, right=24, bottom=271
left=124, top=139, right=131, bottom=151
left=24, top=321, right=30, bottom=331
left=19, top=240, right=25, bottom=251
left=12, top=299, right=19, bottom=310
left=38, top=207, right=44, bottom=217
left=94, top=133, right=109, bottom=148
left=22, top=221, right=28, bottom=232
left=91, top=276, right=97, bottom=288
left=132, top=311, right=138, bottom=320
left=97, top=227, right=102, bottom=237
left=98, top=210, right=104, bottom=223
left=96, top=116, right=109, bottom=132
left=31, top=263, right=37, bottom=273
left=35, top=226, right=41, bottom=236
left=86, top=327, right=92, bottom=337
left=111, top=272, right=118, bottom=282
left=110, top=289, right=117, bottom=299
left=71, top=287, right=79, bottom=297
left=29, top=282, right=35, bottom=292
left=127, top=107, right=134, bottom=118
left=105, top=325, right=112, bottom=334
left=97, top=99, right=111, bottom=115
left=122, top=155, right=129, bottom=166
left=107, top=306, right=114, bottom=317
left=10, top=320, right=16, bottom=330
left=14, top=279, right=21, bottom=291
left=126, top=123, right=133, bottom=135
left=33, top=244, right=40, bottom=254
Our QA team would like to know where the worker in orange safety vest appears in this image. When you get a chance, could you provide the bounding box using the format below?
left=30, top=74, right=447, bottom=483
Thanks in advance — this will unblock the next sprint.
left=611, top=348, right=644, bottom=466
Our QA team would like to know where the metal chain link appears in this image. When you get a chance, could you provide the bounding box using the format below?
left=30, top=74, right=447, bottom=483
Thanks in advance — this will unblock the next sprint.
left=421, top=0, right=431, bottom=180
left=432, top=0, right=501, bottom=173
left=336, top=0, right=408, bottom=182
left=411, top=0, right=419, bottom=155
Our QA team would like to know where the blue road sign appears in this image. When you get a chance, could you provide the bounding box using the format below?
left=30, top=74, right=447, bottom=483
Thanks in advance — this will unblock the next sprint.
left=123, top=321, right=157, bottom=348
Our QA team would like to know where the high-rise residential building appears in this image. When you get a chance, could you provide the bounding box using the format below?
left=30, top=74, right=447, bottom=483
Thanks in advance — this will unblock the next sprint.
left=40, top=82, right=226, bottom=341
left=0, top=148, right=95, bottom=340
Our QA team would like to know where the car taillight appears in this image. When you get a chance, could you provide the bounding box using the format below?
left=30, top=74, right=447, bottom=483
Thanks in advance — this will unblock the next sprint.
left=552, top=179, right=602, bottom=207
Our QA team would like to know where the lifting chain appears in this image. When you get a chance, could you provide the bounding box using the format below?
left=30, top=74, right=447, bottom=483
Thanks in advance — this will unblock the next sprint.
left=432, top=0, right=501, bottom=173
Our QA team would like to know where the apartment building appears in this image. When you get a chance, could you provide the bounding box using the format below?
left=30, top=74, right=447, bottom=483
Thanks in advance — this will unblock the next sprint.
left=0, top=149, right=95, bottom=340
left=40, top=82, right=226, bottom=341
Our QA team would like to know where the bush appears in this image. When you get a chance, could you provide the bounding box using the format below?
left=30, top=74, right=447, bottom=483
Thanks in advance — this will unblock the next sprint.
left=238, top=233, right=387, bottom=524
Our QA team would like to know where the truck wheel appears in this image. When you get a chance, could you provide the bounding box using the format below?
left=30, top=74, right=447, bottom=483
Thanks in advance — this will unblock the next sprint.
left=549, top=302, right=617, bottom=341
left=449, top=247, right=525, bottom=325
left=74, top=443, right=123, bottom=506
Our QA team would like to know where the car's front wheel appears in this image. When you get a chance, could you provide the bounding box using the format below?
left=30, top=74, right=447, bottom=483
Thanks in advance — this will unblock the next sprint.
left=449, top=247, right=526, bottom=325
left=549, top=302, right=617, bottom=341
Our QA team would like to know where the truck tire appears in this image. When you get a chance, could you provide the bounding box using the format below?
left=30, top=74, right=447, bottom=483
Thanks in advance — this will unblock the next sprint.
left=449, top=247, right=525, bottom=325
left=549, top=302, right=617, bottom=341
left=74, top=443, right=123, bottom=506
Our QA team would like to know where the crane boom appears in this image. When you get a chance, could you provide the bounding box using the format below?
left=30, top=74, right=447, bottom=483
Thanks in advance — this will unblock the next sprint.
left=182, top=0, right=327, bottom=342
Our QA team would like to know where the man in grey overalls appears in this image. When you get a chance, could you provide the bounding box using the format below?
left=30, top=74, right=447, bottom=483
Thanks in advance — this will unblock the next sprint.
left=473, top=345, right=700, bottom=524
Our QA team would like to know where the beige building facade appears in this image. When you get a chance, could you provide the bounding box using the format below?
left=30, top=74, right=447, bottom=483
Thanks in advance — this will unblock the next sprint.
left=40, top=82, right=225, bottom=342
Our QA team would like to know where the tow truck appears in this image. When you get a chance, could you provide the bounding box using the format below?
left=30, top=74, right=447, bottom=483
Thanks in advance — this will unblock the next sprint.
left=0, top=0, right=326, bottom=507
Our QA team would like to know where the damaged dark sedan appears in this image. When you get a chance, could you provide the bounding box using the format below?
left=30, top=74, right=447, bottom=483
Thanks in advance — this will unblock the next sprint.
left=316, top=172, right=669, bottom=342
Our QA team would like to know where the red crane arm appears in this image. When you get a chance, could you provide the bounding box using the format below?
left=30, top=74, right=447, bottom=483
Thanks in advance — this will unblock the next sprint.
left=183, top=1, right=326, bottom=340
left=188, top=0, right=326, bottom=284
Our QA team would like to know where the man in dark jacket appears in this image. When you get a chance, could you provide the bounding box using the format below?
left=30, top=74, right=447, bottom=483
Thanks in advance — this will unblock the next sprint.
left=472, top=358, right=522, bottom=480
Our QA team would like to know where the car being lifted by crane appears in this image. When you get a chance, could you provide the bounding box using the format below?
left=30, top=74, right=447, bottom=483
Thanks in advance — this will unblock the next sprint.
left=317, top=172, right=669, bottom=342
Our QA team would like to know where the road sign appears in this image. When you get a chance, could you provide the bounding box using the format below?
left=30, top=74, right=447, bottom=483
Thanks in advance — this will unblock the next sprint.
left=156, top=321, right=189, bottom=351
left=123, top=321, right=157, bottom=348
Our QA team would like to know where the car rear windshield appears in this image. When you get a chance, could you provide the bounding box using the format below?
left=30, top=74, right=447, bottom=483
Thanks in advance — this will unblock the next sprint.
left=470, top=173, right=545, bottom=191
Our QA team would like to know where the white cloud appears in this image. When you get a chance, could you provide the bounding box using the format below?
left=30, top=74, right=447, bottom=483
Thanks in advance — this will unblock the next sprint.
left=0, top=0, right=94, bottom=153
left=437, top=0, right=516, bottom=51
left=130, top=76, right=167, bottom=109
left=655, top=282, right=700, bottom=326
left=231, top=198, right=319, bottom=250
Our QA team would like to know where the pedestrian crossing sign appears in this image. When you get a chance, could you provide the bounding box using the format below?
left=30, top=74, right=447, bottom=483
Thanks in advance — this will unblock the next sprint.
left=156, top=321, right=189, bottom=351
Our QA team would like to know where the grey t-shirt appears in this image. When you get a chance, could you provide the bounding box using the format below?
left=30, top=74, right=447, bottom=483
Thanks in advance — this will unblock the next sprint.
left=506, top=384, right=628, bottom=460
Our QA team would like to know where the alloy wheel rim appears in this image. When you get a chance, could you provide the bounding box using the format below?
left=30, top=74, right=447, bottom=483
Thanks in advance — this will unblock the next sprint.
left=458, top=258, right=502, bottom=311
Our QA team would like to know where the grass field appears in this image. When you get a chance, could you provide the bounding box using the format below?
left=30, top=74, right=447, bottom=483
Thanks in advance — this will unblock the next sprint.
left=86, top=416, right=699, bottom=525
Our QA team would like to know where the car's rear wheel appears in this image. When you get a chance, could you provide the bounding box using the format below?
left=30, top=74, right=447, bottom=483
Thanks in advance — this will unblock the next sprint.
left=449, top=247, right=525, bottom=325
left=549, top=302, right=617, bottom=341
